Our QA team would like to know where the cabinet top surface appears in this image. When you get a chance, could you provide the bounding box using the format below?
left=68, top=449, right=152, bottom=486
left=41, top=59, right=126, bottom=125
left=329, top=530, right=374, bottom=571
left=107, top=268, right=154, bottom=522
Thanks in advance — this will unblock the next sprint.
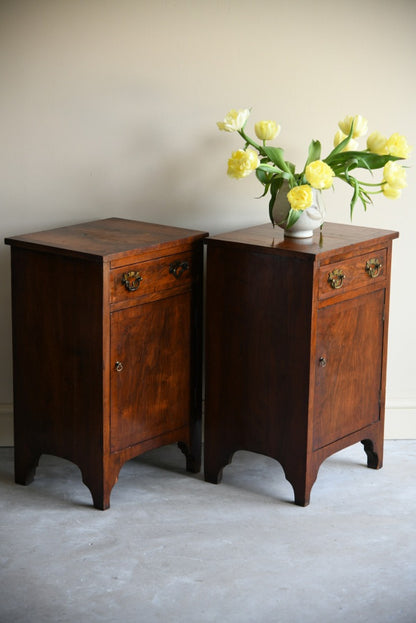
left=206, top=222, right=399, bottom=259
left=5, top=218, right=208, bottom=261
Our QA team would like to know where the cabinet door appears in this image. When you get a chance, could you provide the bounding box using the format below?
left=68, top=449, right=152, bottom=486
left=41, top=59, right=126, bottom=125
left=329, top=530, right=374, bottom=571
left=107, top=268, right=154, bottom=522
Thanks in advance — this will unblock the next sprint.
left=110, top=293, right=191, bottom=453
left=313, top=289, right=385, bottom=450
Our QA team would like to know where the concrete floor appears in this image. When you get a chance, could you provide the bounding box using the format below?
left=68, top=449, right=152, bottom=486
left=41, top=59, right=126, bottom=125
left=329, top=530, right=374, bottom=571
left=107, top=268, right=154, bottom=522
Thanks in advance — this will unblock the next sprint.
left=0, top=441, right=415, bottom=623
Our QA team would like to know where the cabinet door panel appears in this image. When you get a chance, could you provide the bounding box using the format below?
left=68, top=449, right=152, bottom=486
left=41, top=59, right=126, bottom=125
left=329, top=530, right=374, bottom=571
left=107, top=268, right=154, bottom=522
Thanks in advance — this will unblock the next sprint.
left=110, top=293, right=191, bottom=452
left=313, top=289, right=385, bottom=450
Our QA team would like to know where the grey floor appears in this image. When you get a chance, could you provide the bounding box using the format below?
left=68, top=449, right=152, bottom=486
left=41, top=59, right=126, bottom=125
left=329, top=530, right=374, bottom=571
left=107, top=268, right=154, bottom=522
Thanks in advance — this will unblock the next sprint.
left=0, top=441, right=415, bottom=623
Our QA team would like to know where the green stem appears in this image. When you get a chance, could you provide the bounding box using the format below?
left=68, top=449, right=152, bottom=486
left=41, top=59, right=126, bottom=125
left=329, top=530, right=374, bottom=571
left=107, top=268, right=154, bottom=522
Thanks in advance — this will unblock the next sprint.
left=353, top=180, right=382, bottom=187
left=239, top=128, right=263, bottom=154
left=338, top=172, right=383, bottom=195
left=365, top=189, right=384, bottom=195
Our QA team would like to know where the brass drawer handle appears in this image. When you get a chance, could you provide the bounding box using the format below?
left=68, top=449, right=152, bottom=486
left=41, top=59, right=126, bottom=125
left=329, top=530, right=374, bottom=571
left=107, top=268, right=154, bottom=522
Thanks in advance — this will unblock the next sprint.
left=365, top=258, right=383, bottom=278
left=328, top=268, right=345, bottom=289
left=121, top=271, right=142, bottom=292
left=114, top=361, right=123, bottom=372
left=169, top=260, right=189, bottom=279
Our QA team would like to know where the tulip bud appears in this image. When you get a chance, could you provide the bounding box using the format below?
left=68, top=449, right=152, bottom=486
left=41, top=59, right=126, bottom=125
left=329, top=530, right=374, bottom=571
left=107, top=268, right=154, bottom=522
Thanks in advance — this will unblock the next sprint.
left=254, top=120, right=281, bottom=141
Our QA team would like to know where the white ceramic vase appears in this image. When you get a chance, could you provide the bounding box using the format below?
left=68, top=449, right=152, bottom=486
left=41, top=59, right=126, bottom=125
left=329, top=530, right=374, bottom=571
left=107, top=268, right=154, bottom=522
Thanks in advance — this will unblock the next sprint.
left=272, top=181, right=325, bottom=238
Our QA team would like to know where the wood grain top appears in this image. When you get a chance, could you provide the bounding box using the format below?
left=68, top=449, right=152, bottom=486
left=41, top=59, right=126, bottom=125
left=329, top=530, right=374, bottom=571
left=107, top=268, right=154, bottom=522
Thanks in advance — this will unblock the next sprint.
left=5, top=218, right=209, bottom=262
left=206, top=222, right=399, bottom=261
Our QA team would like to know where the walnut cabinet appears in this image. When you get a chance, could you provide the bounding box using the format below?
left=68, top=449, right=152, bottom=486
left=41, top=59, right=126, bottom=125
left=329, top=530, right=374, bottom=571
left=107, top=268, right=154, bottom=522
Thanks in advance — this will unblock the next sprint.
left=6, top=218, right=208, bottom=509
left=204, top=222, right=398, bottom=505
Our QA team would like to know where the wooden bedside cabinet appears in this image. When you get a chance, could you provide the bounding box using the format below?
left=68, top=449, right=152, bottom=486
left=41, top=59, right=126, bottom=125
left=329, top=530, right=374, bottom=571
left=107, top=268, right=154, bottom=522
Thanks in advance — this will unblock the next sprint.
left=5, top=218, right=208, bottom=509
left=204, top=222, right=398, bottom=506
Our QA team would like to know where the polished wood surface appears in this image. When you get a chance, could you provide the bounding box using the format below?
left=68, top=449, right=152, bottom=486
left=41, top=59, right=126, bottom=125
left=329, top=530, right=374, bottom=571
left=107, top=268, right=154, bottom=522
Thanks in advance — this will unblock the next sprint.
left=204, top=221, right=398, bottom=506
left=6, top=218, right=208, bottom=509
left=6, top=217, right=205, bottom=261
left=313, top=289, right=384, bottom=449
left=110, top=293, right=191, bottom=453
left=209, top=221, right=398, bottom=259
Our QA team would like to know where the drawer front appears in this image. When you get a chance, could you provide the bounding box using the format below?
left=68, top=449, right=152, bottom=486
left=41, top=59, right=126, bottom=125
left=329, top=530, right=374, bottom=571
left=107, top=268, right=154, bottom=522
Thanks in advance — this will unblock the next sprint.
left=110, top=251, right=193, bottom=303
left=318, top=248, right=387, bottom=300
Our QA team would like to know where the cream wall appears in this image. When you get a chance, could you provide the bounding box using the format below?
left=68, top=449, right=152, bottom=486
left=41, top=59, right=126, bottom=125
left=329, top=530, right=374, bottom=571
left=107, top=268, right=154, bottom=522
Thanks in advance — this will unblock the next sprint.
left=1, top=0, right=415, bottom=440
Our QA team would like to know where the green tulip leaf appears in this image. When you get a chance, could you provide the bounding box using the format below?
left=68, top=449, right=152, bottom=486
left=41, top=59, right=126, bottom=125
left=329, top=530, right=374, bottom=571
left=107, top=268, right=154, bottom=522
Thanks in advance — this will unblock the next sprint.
left=268, top=177, right=285, bottom=225
left=327, top=151, right=401, bottom=171
left=257, top=166, right=291, bottom=181
left=304, top=140, right=322, bottom=170
left=286, top=208, right=302, bottom=229
left=286, top=161, right=296, bottom=175
left=344, top=158, right=359, bottom=181
left=324, top=122, right=355, bottom=161
left=256, top=168, right=272, bottom=185
left=349, top=178, right=360, bottom=219
left=256, top=182, right=270, bottom=199
left=262, top=146, right=291, bottom=173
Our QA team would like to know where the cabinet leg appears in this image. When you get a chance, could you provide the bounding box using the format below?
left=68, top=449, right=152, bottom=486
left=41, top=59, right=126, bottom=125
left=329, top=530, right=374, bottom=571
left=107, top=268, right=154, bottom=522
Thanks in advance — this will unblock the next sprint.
left=204, top=447, right=235, bottom=485
left=86, top=484, right=111, bottom=511
left=361, top=438, right=383, bottom=469
left=80, top=461, right=122, bottom=511
left=282, top=462, right=319, bottom=507
left=204, top=464, right=224, bottom=485
left=288, top=479, right=312, bottom=507
left=178, top=441, right=201, bottom=474
left=14, top=446, right=41, bottom=486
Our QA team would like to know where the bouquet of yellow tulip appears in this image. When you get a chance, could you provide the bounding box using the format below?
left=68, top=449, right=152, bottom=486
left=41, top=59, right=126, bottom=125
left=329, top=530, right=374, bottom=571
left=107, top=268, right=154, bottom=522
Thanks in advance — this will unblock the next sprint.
left=217, top=108, right=411, bottom=229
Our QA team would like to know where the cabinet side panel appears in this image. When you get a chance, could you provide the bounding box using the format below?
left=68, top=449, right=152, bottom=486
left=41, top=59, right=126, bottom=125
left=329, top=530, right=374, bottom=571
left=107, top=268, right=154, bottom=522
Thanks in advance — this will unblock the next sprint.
left=205, top=244, right=314, bottom=459
left=10, top=248, right=104, bottom=465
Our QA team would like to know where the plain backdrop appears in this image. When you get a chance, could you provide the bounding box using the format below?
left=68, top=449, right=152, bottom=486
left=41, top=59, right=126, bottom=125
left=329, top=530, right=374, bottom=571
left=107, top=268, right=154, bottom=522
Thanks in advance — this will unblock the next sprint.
left=1, top=0, right=415, bottom=437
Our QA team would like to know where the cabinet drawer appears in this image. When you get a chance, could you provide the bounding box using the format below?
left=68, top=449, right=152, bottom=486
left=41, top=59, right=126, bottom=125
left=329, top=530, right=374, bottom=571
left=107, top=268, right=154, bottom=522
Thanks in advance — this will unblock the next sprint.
left=318, top=248, right=387, bottom=300
left=110, top=251, right=193, bottom=303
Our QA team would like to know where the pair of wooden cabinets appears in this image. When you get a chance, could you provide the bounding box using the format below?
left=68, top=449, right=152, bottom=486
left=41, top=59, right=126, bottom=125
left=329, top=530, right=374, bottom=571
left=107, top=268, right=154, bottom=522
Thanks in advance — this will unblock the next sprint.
left=5, top=218, right=398, bottom=508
